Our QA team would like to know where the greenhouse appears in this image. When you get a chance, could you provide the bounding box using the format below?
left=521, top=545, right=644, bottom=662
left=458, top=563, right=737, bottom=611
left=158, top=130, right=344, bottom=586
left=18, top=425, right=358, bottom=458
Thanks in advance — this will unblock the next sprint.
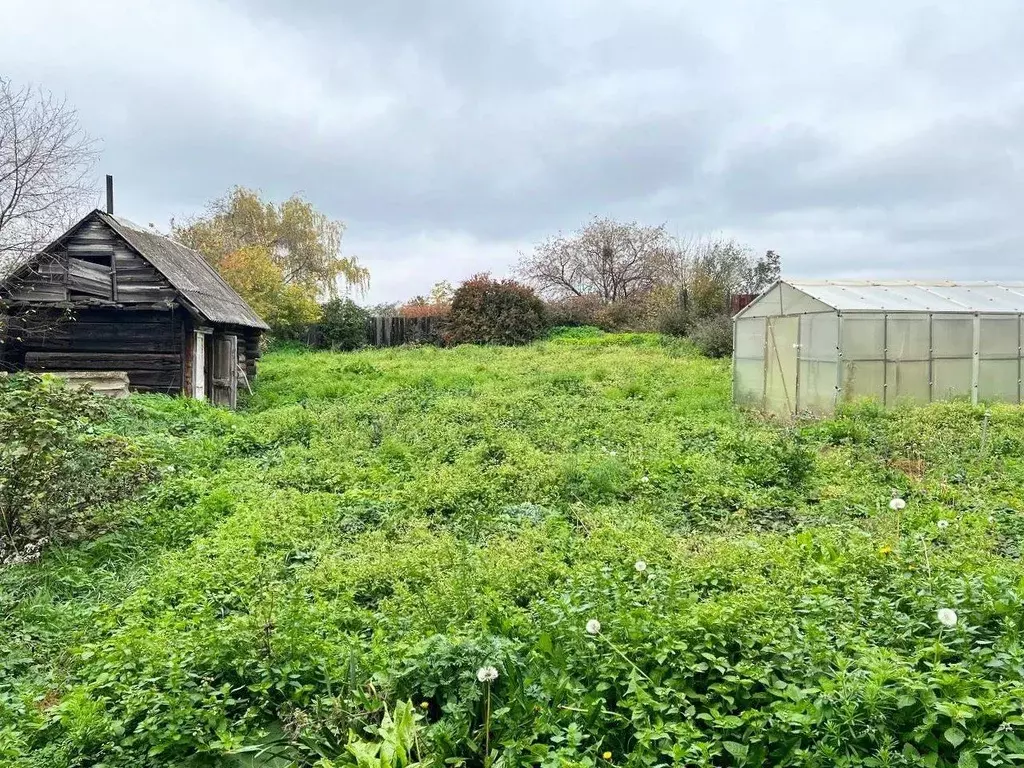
left=733, top=280, right=1024, bottom=416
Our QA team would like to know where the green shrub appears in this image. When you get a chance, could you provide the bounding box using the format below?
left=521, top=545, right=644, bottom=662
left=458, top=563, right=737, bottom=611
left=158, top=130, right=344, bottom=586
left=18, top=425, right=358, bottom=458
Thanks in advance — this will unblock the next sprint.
left=446, top=274, right=546, bottom=345
left=690, top=313, right=733, bottom=358
left=657, top=304, right=690, bottom=336
left=320, top=298, right=369, bottom=350
left=594, top=297, right=649, bottom=331
left=544, top=294, right=605, bottom=328
left=0, top=373, right=156, bottom=563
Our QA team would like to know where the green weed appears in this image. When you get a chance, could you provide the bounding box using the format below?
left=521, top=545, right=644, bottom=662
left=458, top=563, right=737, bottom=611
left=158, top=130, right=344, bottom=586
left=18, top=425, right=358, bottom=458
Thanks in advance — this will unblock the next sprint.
left=2, top=337, right=1024, bottom=766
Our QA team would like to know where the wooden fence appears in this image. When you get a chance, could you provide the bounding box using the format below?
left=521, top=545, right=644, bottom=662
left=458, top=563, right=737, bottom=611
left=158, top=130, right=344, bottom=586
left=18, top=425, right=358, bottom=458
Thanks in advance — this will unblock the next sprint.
left=365, top=316, right=442, bottom=347
left=302, top=316, right=443, bottom=349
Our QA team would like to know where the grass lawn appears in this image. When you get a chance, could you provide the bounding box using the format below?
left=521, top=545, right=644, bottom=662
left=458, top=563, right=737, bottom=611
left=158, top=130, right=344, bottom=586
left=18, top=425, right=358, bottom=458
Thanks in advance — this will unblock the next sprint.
left=3, top=330, right=1024, bottom=767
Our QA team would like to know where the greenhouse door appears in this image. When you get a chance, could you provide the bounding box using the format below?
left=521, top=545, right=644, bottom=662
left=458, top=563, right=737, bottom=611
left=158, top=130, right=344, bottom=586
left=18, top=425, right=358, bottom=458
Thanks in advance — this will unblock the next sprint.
left=765, top=316, right=799, bottom=415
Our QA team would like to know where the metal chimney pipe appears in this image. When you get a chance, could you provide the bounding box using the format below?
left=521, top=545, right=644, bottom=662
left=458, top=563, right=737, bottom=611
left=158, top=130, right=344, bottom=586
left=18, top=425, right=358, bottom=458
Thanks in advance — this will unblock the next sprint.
left=105, top=175, right=114, bottom=214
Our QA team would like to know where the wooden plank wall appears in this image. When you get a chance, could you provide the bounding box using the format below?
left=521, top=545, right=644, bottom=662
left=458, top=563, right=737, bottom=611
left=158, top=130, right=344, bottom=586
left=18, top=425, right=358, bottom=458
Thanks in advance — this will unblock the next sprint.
left=7, top=217, right=177, bottom=305
left=15, top=308, right=185, bottom=394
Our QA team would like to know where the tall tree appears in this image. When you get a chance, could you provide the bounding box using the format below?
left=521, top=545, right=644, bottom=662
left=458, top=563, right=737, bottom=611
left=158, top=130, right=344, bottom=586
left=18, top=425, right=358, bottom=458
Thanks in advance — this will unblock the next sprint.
left=172, top=187, right=369, bottom=299
left=749, top=249, right=781, bottom=292
left=670, top=236, right=760, bottom=318
left=216, top=245, right=320, bottom=335
left=518, top=217, right=673, bottom=302
left=0, top=77, right=97, bottom=273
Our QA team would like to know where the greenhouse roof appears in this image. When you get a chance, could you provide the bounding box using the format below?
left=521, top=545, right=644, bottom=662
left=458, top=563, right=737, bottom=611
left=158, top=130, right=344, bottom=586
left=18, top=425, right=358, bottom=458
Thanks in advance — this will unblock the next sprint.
left=780, top=280, right=1024, bottom=313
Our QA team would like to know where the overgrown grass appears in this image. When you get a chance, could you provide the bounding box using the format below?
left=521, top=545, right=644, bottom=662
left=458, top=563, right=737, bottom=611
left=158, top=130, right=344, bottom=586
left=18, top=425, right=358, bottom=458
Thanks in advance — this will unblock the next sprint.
left=3, top=333, right=1024, bottom=767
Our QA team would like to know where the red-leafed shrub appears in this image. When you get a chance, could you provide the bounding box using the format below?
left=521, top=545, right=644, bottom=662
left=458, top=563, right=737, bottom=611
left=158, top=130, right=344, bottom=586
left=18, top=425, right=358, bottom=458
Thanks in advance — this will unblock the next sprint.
left=446, top=274, right=546, bottom=345
left=398, top=301, right=449, bottom=319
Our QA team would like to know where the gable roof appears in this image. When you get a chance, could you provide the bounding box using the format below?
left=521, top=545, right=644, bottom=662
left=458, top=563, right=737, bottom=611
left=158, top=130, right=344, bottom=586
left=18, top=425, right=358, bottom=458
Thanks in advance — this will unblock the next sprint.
left=2, top=210, right=269, bottom=330
left=737, top=280, right=1024, bottom=318
left=96, top=212, right=268, bottom=330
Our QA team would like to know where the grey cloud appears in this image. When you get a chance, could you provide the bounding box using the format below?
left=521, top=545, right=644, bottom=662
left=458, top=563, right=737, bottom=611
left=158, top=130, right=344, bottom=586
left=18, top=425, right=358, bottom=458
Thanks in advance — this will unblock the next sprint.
left=2, top=0, right=1023, bottom=300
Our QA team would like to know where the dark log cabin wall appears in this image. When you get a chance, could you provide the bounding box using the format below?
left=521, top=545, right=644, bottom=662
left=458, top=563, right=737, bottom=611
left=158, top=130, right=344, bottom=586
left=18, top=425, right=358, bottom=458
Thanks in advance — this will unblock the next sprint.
left=4, top=220, right=185, bottom=393
left=2, top=213, right=263, bottom=400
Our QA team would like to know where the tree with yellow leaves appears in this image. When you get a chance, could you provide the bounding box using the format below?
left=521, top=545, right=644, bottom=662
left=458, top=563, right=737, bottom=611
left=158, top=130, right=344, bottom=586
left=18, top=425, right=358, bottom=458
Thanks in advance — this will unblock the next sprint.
left=173, top=187, right=368, bottom=335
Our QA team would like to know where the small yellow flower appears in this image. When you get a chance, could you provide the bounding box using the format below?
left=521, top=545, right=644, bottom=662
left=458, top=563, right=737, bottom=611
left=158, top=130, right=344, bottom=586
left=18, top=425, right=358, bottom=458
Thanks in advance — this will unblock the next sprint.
left=603, top=751, right=613, bottom=760
left=879, top=545, right=893, bottom=556
left=419, top=701, right=429, bottom=709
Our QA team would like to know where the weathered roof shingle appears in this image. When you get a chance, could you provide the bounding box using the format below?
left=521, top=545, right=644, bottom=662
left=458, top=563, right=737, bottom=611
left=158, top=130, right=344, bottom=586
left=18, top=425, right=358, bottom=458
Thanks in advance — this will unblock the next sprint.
left=98, top=212, right=269, bottom=330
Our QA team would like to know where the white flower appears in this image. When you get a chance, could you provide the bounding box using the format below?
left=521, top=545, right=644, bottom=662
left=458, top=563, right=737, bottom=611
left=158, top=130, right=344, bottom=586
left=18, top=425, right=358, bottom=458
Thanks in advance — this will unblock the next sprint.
left=937, top=519, right=949, bottom=530
left=937, top=608, right=958, bottom=628
left=640, top=476, right=650, bottom=484
left=476, top=666, right=499, bottom=683
left=889, top=497, right=906, bottom=511
left=634, top=560, right=648, bottom=573
left=586, top=619, right=602, bottom=635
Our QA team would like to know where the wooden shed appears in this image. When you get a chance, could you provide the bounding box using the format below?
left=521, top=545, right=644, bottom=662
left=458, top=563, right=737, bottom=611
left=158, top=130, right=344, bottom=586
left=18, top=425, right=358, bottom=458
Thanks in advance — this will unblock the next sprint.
left=0, top=200, right=269, bottom=408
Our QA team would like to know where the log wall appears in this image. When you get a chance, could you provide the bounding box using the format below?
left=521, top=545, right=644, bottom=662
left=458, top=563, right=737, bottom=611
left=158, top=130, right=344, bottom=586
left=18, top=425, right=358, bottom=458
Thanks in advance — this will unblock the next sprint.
left=2, top=215, right=263, bottom=403
left=9, top=308, right=185, bottom=394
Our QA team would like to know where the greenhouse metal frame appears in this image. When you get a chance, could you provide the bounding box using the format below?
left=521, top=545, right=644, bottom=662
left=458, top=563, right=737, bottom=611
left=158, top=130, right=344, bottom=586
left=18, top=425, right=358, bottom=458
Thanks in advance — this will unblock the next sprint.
left=733, top=280, right=1024, bottom=416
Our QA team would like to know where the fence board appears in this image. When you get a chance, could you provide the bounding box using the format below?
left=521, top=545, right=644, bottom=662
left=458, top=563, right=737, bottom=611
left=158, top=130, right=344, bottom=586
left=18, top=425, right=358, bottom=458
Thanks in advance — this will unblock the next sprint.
left=302, top=316, right=443, bottom=349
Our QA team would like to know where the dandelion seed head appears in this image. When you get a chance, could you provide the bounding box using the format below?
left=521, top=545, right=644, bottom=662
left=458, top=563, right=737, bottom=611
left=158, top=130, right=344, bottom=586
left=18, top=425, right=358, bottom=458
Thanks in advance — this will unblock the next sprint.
left=634, top=559, right=647, bottom=573
left=889, top=497, right=906, bottom=511
left=937, top=519, right=949, bottom=530
left=476, top=665, right=499, bottom=683
left=640, top=476, right=650, bottom=484
left=937, top=608, right=958, bottom=628
left=586, top=618, right=602, bottom=635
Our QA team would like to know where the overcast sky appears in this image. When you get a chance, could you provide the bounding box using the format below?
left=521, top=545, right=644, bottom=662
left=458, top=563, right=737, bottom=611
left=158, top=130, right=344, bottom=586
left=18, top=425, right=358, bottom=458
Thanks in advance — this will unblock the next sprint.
left=3, top=1, right=1023, bottom=302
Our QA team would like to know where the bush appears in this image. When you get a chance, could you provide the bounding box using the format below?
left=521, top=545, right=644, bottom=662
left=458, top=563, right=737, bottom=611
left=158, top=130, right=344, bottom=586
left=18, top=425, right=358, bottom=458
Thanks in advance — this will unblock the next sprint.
left=690, top=314, right=733, bottom=358
left=320, top=298, right=369, bottom=350
left=446, top=275, right=546, bottom=345
left=544, top=295, right=605, bottom=329
left=594, top=298, right=650, bottom=332
left=0, top=373, right=157, bottom=563
left=657, top=305, right=690, bottom=336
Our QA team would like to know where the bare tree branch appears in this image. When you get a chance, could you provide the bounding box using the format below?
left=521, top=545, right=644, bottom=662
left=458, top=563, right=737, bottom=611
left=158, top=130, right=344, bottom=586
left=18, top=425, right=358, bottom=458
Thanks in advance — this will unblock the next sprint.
left=517, top=217, right=673, bottom=303
left=0, top=77, right=97, bottom=279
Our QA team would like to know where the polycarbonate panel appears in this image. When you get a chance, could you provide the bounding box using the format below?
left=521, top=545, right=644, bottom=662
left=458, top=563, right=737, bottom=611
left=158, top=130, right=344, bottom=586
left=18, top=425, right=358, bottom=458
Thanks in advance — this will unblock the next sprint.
left=841, top=360, right=885, bottom=403
left=886, top=315, right=930, bottom=361
left=885, top=361, right=930, bottom=406
left=779, top=283, right=833, bottom=314
left=734, top=316, right=766, bottom=359
left=789, top=281, right=1024, bottom=313
left=734, top=359, right=765, bottom=406
left=932, top=359, right=972, bottom=399
left=932, top=315, right=974, bottom=358
left=765, top=316, right=799, bottom=414
left=799, top=312, right=838, bottom=362
left=798, top=360, right=838, bottom=412
left=979, top=316, right=1019, bottom=359
left=737, top=284, right=784, bottom=317
left=978, top=360, right=1020, bottom=403
left=841, top=315, right=885, bottom=361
